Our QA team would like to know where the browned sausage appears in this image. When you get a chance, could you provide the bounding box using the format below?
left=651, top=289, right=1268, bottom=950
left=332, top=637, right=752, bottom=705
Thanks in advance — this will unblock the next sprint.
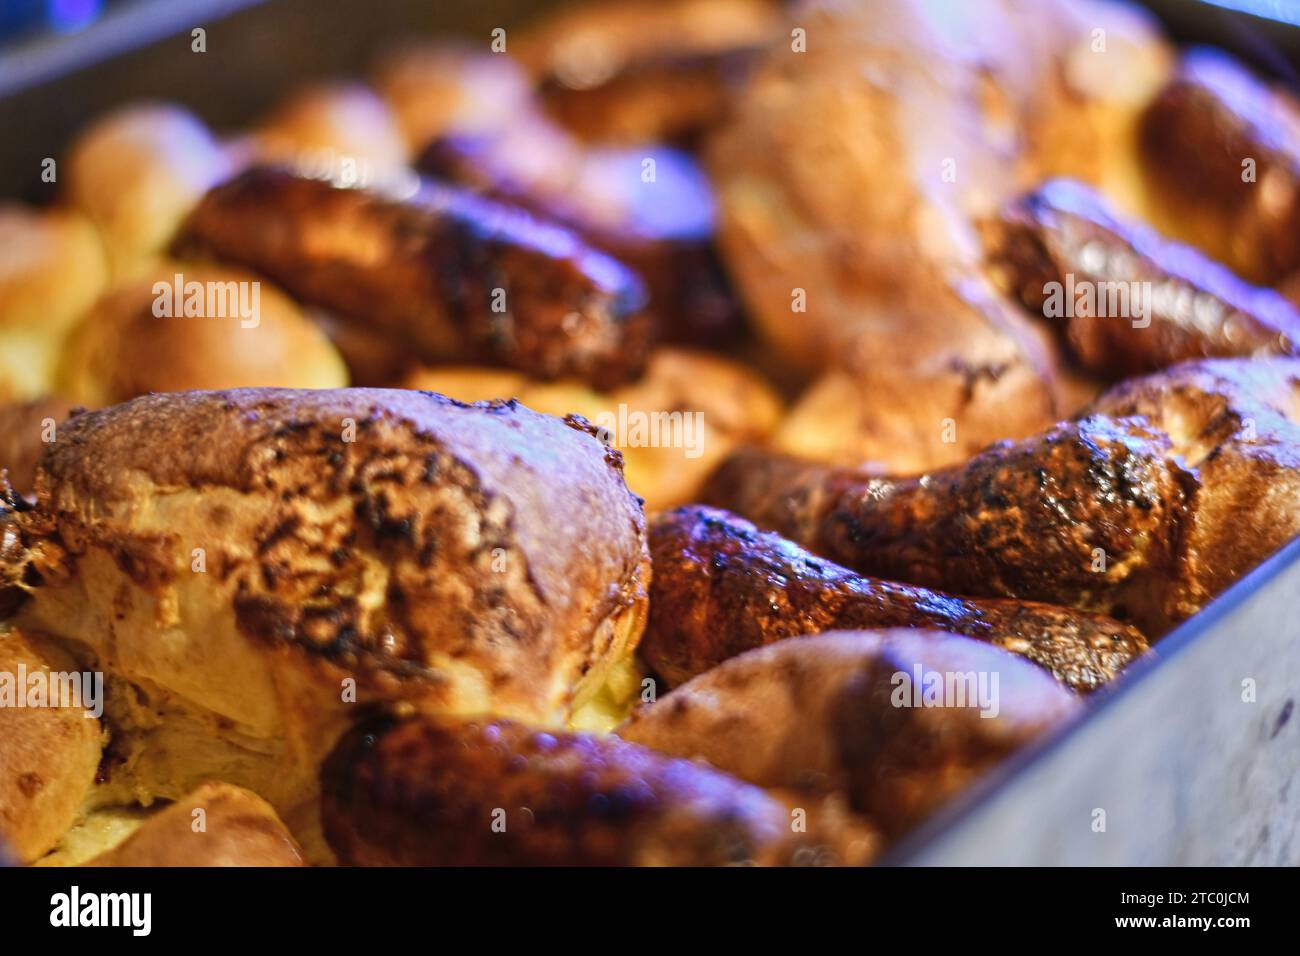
left=174, top=165, right=651, bottom=389
left=644, top=505, right=1148, bottom=692
left=982, top=178, right=1300, bottom=376
left=416, top=124, right=744, bottom=346
left=512, top=0, right=782, bottom=146
left=1138, top=48, right=1300, bottom=285
left=705, top=358, right=1300, bottom=636
left=320, top=713, right=857, bottom=866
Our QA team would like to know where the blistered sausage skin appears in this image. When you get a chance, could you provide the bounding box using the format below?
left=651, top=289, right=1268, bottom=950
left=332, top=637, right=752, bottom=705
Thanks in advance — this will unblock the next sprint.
left=706, top=422, right=1189, bottom=636
left=982, top=179, right=1300, bottom=376
left=644, top=506, right=1148, bottom=693
left=321, top=714, right=808, bottom=866
left=705, top=359, right=1300, bottom=637
left=174, top=165, right=651, bottom=389
left=417, top=129, right=744, bottom=346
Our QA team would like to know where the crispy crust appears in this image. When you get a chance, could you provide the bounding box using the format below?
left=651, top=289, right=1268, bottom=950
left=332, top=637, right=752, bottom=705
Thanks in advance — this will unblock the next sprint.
left=321, top=714, right=806, bottom=866
left=983, top=179, right=1300, bottom=376
left=643, top=506, right=1147, bottom=692
left=620, top=630, right=1081, bottom=841
left=174, top=166, right=651, bottom=389
left=5, top=388, right=649, bottom=810
left=706, top=358, right=1300, bottom=635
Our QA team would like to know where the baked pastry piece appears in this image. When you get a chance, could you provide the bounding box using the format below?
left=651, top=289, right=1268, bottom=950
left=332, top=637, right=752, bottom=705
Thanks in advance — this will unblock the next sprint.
left=643, top=505, right=1147, bottom=692
left=709, top=0, right=1171, bottom=470
left=87, top=782, right=304, bottom=867
left=64, top=103, right=230, bottom=276
left=0, top=627, right=104, bottom=863
left=405, top=347, right=781, bottom=510
left=1, top=388, right=649, bottom=839
left=620, top=629, right=1082, bottom=841
left=56, top=260, right=349, bottom=405
left=251, top=81, right=410, bottom=176
left=0, top=206, right=108, bottom=402
left=707, top=358, right=1300, bottom=636
left=372, top=44, right=535, bottom=153
left=0, top=398, right=76, bottom=497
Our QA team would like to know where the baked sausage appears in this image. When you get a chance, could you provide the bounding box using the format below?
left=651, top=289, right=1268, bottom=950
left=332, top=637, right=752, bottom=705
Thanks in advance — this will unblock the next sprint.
left=321, top=713, right=833, bottom=866
left=644, top=505, right=1148, bottom=692
left=417, top=119, right=743, bottom=346
left=513, top=0, right=781, bottom=145
left=174, top=165, right=651, bottom=388
left=1138, top=48, right=1300, bottom=285
left=706, top=358, right=1300, bottom=636
left=982, top=178, right=1300, bottom=376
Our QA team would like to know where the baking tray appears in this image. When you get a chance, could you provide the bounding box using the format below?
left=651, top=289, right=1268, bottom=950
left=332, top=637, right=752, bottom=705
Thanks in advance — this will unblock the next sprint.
left=2, top=0, right=1298, bottom=866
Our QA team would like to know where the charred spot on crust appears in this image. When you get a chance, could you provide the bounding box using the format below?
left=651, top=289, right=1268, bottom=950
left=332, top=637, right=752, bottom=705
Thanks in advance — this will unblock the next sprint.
left=225, top=417, right=530, bottom=673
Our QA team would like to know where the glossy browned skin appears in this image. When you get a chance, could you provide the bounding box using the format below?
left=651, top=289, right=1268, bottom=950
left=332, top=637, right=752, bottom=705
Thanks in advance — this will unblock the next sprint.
left=321, top=714, right=822, bottom=866
left=417, top=134, right=743, bottom=346
left=645, top=506, right=1147, bottom=692
left=982, top=178, right=1300, bottom=376
left=1139, top=48, right=1300, bottom=285
left=174, top=166, right=650, bottom=389
left=705, top=359, right=1300, bottom=636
